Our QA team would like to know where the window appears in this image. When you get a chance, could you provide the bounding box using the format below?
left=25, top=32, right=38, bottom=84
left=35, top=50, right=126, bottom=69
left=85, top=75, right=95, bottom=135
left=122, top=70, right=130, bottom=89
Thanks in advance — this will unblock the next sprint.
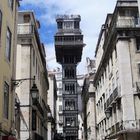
left=59, top=97, right=62, bottom=102
left=32, top=110, right=37, bottom=130
left=111, top=55, right=113, bottom=66
left=109, top=84, right=111, bottom=96
left=65, top=100, right=75, bottom=110
left=108, top=62, right=110, bottom=73
left=6, top=28, right=12, bottom=61
left=38, top=65, right=40, bottom=79
left=23, top=14, right=31, bottom=23
left=65, top=117, right=76, bottom=127
left=36, top=58, right=37, bottom=74
left=115, top=46, right=117, bottom=58
left=63, top=21, right=73, bottom=29
left=138, top=63, right=140, bottom=76
left=0, top=10, right=2, bottom=46
left=64, top=83, right=75, bottom=94
left=116, top=71, right=119, bottom=87
left=74, top=21, right=79, bottom=29
left=4, top=82, right=9, bottom=119
left=112, top=78, right=115, bottom=90
left=64, top=67, right=75, bottom=78
left=57, top=21, right=62, bottom=29
left=136, top=38, right=140, bottom=51
left=59, top=105, right=62, bottom=111
left=33, top=49, right=35, bottom=66
left=8, top=0, right=14, bottom=10
left=58, top=83, right=62, bottom=88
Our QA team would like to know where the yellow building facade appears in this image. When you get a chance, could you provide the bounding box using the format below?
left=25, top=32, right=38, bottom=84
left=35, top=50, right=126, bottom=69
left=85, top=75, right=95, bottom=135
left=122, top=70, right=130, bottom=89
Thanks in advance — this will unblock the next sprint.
left=0, top=0, right=18, bottom=139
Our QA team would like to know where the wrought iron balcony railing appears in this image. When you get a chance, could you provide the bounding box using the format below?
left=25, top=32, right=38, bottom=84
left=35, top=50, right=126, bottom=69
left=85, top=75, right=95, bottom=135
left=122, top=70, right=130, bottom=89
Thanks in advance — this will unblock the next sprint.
left=57, top=28, right=81, bottom=33
left=136, top=82, right=140, bottom=93
left=103, top=17, right=140, bottom=51
left=17, top=24, right=34, bottom=34
left=58, top=120, right=63, bottom=125
left=104, top=87, right=120, bottom=110
left=106, top=120, right=140, bottom=139
left=33, top=100, right=44, bottom=116
left=116, top=18, right=140, bottom=28
left=58, top=110, right=63, bottom=114
left=65, top=106, right=76, bottom=110
left=55, top=40, right=83, bottom=46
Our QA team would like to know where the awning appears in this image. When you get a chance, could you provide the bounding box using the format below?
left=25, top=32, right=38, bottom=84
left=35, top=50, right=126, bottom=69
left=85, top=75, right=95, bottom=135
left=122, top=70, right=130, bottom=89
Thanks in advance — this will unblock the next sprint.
left=2, top=136, right=17, bottom=140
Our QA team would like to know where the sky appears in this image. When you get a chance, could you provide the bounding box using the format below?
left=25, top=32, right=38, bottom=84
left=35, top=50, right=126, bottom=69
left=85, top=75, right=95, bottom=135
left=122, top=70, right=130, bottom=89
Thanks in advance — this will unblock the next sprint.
left=20, top=0, right=117, bottom=74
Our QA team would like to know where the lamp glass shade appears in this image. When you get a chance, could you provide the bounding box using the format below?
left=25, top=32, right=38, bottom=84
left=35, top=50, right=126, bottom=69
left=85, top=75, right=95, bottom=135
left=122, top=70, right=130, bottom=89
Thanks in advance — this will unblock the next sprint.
left=30, top=83, right=39, bottom=100
left=47, top=112, right=52, bottom=118
left=105, top=110, right=111, bottom=119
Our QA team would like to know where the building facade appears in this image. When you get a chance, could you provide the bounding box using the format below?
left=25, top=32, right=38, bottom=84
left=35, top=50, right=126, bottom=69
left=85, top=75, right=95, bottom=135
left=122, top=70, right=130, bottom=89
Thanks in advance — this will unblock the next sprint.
left=138, top=0, right=140, bottom=15
left=47, top=73, right=57, bottom=140
left=55, top=15, right=85, bottom=140
left=94, top=0, right=140, bottom=140
left=54, top=68, right=63, bottom=138
left=81, top=59, right=96, bottom=140
left=0, top=0, right=19, bottom=139
left=15, top=11, right=49, bottom=140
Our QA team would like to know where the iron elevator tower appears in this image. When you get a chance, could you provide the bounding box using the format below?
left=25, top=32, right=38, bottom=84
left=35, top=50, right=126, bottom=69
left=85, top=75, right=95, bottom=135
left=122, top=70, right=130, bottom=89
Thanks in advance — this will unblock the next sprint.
left=55, top=15, right=85, bottom=140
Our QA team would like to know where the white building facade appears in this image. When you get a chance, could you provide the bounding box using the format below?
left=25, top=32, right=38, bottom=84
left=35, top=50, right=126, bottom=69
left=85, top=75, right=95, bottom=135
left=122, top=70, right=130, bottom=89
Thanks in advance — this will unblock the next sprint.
left=47, top=73, right=57, bottom=140
left=82, top=77, right=96, bottom=140
left=16, top=11, right=49, bottom=140
left=55, top=69, right=63, bottom=137
left=95, top=0, right=140, bottom=140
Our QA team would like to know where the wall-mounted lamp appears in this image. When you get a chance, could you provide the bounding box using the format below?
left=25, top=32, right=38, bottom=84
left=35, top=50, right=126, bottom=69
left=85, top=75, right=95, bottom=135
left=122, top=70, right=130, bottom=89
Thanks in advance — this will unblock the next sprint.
left=30, top=83, right=39, bottom=100
left=87, top=127, right=91, bottom=135
left=12, top=77, right=35, bottom=87
left=47, top=112, right=52, bottom=119
left=105, top=109, right=111, bottom=119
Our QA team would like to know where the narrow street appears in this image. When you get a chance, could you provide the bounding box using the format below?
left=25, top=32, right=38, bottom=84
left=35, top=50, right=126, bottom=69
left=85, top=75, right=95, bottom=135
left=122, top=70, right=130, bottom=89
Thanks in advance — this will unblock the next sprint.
left=0, top=0, right=140, bottom=140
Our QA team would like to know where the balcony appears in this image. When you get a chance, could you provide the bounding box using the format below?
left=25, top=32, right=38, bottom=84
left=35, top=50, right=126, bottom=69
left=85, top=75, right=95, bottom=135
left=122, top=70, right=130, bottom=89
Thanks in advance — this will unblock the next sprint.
left=104, top=87, right=120, bottom=110
left=33, top=100, right=44, bottom=116
left=103, top=17, right=140, bottom=51
left=58, top=110, right=63, bottom=114
left=109, top=71, right=113, bottom=80
left=116, top=18, right=140, bottom=28
left=106, top=120, right=140, bottom=139
left=63, top=109, right=78, bottom=114
left=58, top=120, right=63, bottom=125
left=17, top=24, right=34, bottom=34
left=63, top=91, right=77, bottom=98
left=55, top=40, right=83, bottom=46
left=57, top=28, right=81, bottom=34
left=136, top=82, right=140, bottom=93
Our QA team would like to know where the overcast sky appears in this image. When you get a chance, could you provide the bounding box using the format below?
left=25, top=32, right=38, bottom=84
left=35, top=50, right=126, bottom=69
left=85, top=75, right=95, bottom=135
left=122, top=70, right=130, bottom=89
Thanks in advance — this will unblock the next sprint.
left=20, top=0, right=117, bottom=74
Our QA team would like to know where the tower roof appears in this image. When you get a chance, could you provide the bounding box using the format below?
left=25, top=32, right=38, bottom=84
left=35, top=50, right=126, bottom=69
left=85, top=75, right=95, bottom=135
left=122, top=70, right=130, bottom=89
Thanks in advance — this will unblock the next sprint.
left=56, top=15, right=81, bottom=21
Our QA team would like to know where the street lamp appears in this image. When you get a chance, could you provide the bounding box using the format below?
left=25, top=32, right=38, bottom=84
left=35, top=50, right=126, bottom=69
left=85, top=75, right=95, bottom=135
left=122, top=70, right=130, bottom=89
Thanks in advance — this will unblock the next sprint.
left=88, top=127, right=91, bottom=135
left=105, top=109, right=111, bottom=119
left=30, top=83, right=39, bottom=100
left=47, top=112, right=52, bottom=119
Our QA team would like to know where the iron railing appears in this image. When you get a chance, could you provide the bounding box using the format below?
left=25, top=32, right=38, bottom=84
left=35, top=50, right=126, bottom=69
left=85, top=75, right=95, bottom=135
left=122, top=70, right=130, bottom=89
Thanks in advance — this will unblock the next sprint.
left=55, top=40, right=83, bottom=46
left=136, top=82, right=140, bottom=93
left=17, top=24, right=34, bottom=34
left=116, top=18, right=140, bottom=28
left=57, top=28, right=81, bottom=33
left=106, top=120, right=140, bottom=138
left=104, top=87, right=120, bottom=110
left=103, top=17, right=140, bottom=51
